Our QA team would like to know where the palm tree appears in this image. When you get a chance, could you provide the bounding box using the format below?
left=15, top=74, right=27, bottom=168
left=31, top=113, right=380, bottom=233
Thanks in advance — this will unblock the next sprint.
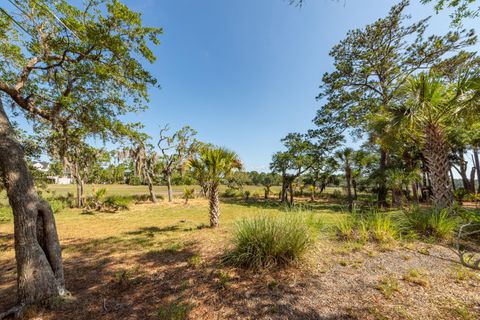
left=188, top=146, right=242, bottom=227
left=395, top=72, right=480, bottom=208
left=336, top=148, right=354, bottom=212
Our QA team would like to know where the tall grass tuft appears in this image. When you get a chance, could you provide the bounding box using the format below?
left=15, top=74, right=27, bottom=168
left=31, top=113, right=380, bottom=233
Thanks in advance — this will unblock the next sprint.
left=398, top=207, right=458, bottom=240
left=223, top=215, right=312, bottom=269
left=333, top=209, right=398, bottom=244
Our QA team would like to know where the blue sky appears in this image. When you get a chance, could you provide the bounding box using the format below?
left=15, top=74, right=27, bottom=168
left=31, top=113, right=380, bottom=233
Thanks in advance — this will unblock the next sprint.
left=6, top=0, right=477, bottom=171
left=116, top=0, right=478, bottom=172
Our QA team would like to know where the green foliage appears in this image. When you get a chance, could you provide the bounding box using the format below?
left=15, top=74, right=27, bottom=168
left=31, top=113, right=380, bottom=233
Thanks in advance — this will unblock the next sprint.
left=223, top=215, right=312, bottom=269
left=103, top=195, right=132, bottom=211
left=156, top=302, right=192, bottom=320
left=48, top=199, right=66, bottom=214
left=376, top=275, right=400, bottom=299
left=0, top=205, right=12, bottom=223
left=187, top=146, right=242, bottom=185
left=182, top=188, right=195, bottom=203
left=334, top=210, right=398, bottom=244
left=127, top=176, right=143, bottom=186
left=222, top=188, right=242, bottom=198
left=398, top=207, right=458, bottom=239
left=331, top=189, right=343, bottom=199
left=421, top=0, right=479, bottom=25
left=85, top=188, right=131, bottom=212
left=453, top=188, right=474, bottom=203
left=403, top=268, right=430, bottom=287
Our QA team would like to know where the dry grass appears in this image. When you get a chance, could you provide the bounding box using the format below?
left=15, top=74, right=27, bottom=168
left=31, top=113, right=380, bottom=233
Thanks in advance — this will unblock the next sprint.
left=0, top=187, right=479, bottom=319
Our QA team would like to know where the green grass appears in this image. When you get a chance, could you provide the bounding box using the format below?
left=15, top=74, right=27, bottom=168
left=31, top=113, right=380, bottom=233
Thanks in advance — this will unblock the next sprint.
left=222, top=215, right=313, bottom=269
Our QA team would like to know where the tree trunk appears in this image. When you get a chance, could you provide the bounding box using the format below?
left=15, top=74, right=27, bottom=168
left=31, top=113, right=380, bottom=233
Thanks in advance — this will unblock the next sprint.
left=469, top=165, right=476, bottom=194
left=352, top=179, right=358, bottom=200
left=146, top=175, right=157, bottom=203
left=209, top=183, right=220, bottom=227
left=377, top=149, right=388, bottom=207
left=473, top=148, right=480, bottom=193
left=424, top=124, right=453, bottom=208
left=200, top=181, right=209, bottom=198
left=280, top=175, right=288, bottom=203
left=392, top=188, right=403, bottom=208
left=264, top=186, right=270, bottom=199
left=345, top=166, right=353, bottom=212
left=319, top=182, right=326, bottom=194
left=289, top=180, right=294, bottom=205
left=73, top=164, right=84, bottom=208
left=411, top=182, right=419, bottom=204
left=166, top=174, right=173, bottom=202
left=449, top=166, right=456, bottom=192
left=453, top=150, right=474, bottom=193
left=0, top=101, right=65, bottom=306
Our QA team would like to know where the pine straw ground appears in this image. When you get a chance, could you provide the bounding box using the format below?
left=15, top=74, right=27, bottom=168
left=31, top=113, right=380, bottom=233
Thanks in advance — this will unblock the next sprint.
left=0, top=197, right=479, bottom=320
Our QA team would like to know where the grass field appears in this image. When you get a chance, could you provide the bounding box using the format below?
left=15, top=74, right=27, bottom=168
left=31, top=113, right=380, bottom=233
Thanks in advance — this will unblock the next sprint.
left=0, top=185, right=479, bottom=319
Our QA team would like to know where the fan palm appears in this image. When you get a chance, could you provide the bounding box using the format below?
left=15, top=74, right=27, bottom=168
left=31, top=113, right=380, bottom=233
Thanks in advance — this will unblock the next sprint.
left=394, top=72, right=480, bottom=208
left=187, top=146, right=242, bottom=227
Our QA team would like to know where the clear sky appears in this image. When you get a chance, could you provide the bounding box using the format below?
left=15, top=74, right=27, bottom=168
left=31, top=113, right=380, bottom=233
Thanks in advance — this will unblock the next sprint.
left=116, top=0, right=478, bottom=172
left=9, top=0, right=477, bottom=171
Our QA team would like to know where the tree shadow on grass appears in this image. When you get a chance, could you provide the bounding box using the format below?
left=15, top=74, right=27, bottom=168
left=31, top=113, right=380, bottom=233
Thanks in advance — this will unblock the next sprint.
left=1, top=226, right=364, bottom=319
left=125, top=225, right=180, bottom=236
left=221, top=198, right=347, bottom=213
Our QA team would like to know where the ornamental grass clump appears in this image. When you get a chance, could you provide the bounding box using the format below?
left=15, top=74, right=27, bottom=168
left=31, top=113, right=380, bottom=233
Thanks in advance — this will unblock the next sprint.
left=223, top=215, right=312, bottom=269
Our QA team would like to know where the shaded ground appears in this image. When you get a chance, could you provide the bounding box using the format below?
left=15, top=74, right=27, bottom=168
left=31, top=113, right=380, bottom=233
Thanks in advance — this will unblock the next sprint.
left=0, top=198, right=479, bottom=319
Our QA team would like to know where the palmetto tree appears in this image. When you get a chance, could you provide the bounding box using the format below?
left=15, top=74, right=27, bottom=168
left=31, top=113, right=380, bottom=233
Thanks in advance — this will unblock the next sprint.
left=188, top=146, right=242, bottom=227
left=395, top=72, right=480, bottom=208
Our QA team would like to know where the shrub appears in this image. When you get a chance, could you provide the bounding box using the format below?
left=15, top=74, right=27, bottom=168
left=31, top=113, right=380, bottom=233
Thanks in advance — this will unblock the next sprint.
left=127, top=176, right=143, bottom=186
left=333, top=210, right=398, bottom=244
left=331, top=189, right=343, bottom=199
left=398, top=207, right=458, bottom=240
left=223, top=215, right=312, bottom=269
left=156, top=302, right=192, bottom=320
left=0, top=206, right=12, bottom=223
left=48, top=199, right=66, bottom=214
left=369, top=212, right=397, bottom=243
left=453, top=188, right=474, bottom=204
left=134, top=193, right=163, bottom=203
left=103, top=195, right=132, bottom=211
left=182, top=188, right=195, bottom=204
left=335, top=216, right=356, bottom=241
left=222, top=188, right=242, bottom=198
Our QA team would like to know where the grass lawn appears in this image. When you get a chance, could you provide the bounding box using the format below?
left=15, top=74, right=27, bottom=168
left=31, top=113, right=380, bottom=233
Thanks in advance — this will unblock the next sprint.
left=0, top=186, right=479, bottom=319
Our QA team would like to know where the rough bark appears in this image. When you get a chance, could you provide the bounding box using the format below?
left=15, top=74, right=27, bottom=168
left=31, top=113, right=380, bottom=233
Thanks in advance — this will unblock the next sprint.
left=264, top=186, right=270, bottom=199
left=469, top=165, right=476, bottom=194
left=345, top=166, right=353, bottom=212
left=0, top=101, right=65, bottom=307
left=411, top=182, right=419, bottom=204
left=392, top=188, right=403, bottom=208
left=423, top=124, right=453, bottom=208
left=453, top=150, right=475, bottom=193
left=352, top=179, right=358, bottom=200
left=146, top=175, right=157, bottom=203
left=166, top=174, right=173, bottom=202
left=72, top=163, right=84, bottom=208
left=474, top=148, right=480, bottom=192
left=209, top=183, right=220, bottom=227
left=377, top=149, right=388, bottom=207
left=289, top=180, right=294, bottom=205
left=449, top=166, right=456, bottom=192
left=280, top=175, right=288, bottom=203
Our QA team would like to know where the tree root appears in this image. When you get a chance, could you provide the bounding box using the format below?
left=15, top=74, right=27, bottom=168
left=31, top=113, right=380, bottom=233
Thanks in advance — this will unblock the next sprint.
left=0, top=304, right=25, bottom=320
